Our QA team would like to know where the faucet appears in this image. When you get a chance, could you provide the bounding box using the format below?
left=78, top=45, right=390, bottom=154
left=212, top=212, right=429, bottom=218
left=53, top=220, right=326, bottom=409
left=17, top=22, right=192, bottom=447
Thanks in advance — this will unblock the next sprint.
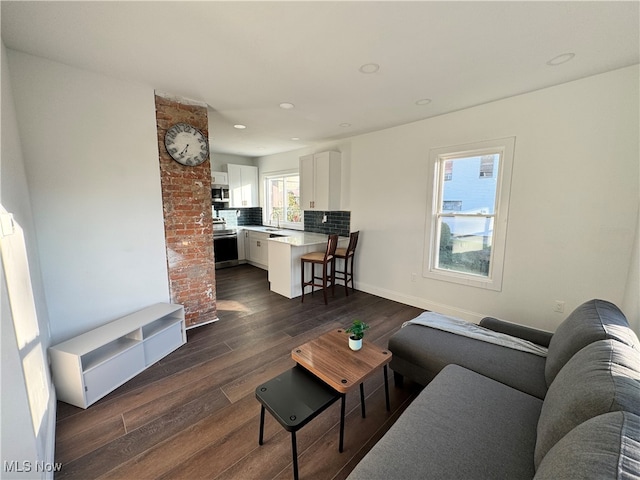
left=270, top=211, right=280, bottom=229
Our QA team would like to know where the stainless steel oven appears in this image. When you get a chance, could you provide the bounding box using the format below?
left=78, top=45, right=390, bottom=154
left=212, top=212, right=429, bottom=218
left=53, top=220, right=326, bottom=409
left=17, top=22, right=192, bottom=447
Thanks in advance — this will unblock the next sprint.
left=213, top=218, right=239, bottom=269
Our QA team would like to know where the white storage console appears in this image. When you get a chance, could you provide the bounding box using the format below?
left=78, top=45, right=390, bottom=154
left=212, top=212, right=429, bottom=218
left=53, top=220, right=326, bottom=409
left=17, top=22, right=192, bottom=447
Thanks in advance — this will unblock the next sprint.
left=49, top=303, right=186, bottom=409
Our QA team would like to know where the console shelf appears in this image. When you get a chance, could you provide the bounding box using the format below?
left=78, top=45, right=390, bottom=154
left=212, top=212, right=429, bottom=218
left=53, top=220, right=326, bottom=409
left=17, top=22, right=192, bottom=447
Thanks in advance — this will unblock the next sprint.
left=49, top=303, right=186, bottom=408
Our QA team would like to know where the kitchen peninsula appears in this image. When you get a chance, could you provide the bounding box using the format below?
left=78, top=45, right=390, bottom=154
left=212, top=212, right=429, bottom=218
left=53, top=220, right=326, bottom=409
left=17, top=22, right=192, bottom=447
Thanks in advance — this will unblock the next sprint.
left=269, top=232, right=348, bottom=299
left=242, top=227, right=347, bottom=298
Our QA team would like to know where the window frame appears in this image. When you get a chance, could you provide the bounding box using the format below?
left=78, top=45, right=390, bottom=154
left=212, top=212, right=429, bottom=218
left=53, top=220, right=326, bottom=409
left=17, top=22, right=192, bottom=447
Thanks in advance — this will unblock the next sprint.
left=422, top=137, right=515, bottom=291
left=263, top=170, right=302, bottom=230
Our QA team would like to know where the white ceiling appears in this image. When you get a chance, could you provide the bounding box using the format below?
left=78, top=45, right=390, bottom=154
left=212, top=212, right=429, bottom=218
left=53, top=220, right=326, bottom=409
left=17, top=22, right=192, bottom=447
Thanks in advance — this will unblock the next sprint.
left=2, top=1, right=638, bottom=157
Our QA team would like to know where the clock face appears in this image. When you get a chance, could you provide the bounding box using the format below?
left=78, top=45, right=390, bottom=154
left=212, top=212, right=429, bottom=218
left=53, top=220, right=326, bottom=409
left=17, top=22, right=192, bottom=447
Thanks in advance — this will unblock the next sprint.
left=164, top=123, right=209, bottom=166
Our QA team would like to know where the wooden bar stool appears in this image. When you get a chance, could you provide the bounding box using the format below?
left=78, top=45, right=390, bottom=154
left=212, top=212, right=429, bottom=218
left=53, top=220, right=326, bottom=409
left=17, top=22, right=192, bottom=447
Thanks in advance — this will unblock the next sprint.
left=334, top=231, right=359, bottom=296
left=300, top=234, right=338, bottom=305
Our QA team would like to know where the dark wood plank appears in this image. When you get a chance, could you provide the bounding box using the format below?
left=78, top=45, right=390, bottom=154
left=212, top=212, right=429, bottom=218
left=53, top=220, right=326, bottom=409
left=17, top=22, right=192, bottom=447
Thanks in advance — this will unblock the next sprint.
left=54, top=264, right=424, bottom=479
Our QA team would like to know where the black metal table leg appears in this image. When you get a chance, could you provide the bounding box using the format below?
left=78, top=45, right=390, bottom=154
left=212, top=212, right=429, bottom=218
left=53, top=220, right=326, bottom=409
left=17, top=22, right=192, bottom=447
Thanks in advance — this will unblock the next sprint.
left=291, top=431, right=299, bottom=480
left=339, top=394, right=346, bottom=453
left=259, top=405, right=265, bottom=445
left=359, top=383, right=366, bottom=418
left=383, top=365, right=390, bottom=411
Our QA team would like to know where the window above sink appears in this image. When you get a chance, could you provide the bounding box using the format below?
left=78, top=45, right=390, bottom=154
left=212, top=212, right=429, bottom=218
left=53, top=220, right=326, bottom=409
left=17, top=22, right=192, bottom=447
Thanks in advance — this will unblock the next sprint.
left=264, top=171, right=301, bottom=230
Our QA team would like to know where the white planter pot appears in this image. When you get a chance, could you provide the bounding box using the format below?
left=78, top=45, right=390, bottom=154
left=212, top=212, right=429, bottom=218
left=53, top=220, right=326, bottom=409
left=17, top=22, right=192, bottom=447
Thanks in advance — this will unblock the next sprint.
left=349, top=337, right=362, bottom=351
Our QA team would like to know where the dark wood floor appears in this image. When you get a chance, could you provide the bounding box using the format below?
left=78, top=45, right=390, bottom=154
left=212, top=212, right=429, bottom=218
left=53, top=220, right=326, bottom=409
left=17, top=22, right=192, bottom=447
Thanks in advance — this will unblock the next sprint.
left=54, top=265, right=424, bottom=479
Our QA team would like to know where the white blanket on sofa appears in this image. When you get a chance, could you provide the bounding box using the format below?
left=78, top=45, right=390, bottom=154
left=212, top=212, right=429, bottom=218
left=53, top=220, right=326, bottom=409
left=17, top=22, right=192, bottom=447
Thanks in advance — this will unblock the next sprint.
left=403, top=311, right=548, bottom=357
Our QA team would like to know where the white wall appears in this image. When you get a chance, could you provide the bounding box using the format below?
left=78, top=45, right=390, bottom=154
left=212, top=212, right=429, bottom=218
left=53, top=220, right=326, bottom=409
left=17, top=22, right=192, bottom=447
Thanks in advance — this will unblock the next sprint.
left=623, top=206, right=640, bottom=333
left=1, top=40, right=56, bottom=479
left=209, top=151, right=256, bottom=172
left=259, top=66, right=640, bottom=333
left=7, top=50, right=171, bottom=343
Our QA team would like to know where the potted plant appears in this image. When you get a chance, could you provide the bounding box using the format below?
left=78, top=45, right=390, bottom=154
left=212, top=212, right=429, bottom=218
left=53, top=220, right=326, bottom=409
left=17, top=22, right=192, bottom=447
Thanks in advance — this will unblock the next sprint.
left=345, top=319, right=370, bottom=351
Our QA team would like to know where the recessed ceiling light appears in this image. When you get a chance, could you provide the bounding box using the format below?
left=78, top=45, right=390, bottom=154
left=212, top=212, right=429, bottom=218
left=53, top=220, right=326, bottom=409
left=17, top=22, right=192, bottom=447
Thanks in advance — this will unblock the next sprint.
left=359, top=63, right=380, bottom=74
left=279, top=102, right=295, bottom=109
left=291, top=137, right=300, bottom=141
left=547, top=53, right=575, bottom=66
left=233, top=124, right=246, bottom=129
left=416, top=98, right=432, bottom=106
left=339, top=123, right=352, bottom=128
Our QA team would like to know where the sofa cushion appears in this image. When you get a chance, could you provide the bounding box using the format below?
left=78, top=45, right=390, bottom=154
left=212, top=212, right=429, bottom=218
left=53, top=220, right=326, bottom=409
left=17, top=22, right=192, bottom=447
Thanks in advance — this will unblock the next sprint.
left=347, top=364, right=543, bottom=480
left=545, top=299, right=639, bottom=387
left=534, top=412, right=640, bottom=479
left=389, top=324, right=548, bottom=398
left=535, top=339, right=640, bottom=468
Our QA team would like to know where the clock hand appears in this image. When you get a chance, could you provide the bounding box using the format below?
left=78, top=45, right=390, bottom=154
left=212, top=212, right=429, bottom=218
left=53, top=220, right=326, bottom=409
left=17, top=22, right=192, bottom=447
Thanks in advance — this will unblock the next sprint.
left=180, top=144, right=189, bottom=156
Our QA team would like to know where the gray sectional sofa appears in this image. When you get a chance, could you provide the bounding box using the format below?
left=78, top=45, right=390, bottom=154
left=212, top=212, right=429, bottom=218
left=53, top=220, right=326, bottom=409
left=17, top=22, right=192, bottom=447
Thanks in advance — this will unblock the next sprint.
left=347, top=299, right=640, bottom=479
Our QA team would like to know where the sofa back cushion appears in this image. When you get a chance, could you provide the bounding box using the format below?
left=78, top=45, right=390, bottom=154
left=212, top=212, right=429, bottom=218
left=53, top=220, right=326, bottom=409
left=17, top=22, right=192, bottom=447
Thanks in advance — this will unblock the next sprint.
left=545, top=299, right=639, bottom=387
left=535, top=339, right=640, bottom=468
left=534, top=412, right=640, bottom=479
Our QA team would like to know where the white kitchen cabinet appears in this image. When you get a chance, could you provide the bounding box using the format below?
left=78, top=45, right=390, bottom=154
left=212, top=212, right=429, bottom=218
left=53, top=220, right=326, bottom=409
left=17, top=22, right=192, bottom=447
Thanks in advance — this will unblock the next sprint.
left=211, top=171, right=228, bottom=185
left=299, top=151, right=341, bottom=211
left=247, top=231, right=270, bottom=269
left=48, top=303, right=185, bottom=409
left=228, top=164, right=258, bottom=207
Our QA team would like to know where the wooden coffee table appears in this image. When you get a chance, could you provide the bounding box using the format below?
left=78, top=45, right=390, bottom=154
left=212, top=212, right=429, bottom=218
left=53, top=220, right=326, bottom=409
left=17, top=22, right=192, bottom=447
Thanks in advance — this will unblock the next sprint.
left=291, top=328, right=392, bottom=452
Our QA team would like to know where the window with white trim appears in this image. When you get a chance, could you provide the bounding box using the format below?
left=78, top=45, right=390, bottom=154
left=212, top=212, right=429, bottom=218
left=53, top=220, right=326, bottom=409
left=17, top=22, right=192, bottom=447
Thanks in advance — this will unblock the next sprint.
left=264, top=172, right=302, bottom=229
left=423, top=137, right=515, bottom=291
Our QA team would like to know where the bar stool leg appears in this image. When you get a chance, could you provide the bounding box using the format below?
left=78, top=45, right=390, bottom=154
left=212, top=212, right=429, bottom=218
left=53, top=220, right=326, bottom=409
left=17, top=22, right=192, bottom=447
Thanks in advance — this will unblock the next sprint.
left=291, top=431, right=299, bottom=480
left=343, top=257, right=349, bottom=296
left=331, top=257, right=336, bottom=296
left=322, top=262, right=328, bottom=305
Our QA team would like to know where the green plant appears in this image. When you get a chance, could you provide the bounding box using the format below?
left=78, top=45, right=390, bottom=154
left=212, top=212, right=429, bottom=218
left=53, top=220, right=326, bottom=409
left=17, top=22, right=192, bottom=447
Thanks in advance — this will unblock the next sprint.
left=345, top=319, right=370, bottom=340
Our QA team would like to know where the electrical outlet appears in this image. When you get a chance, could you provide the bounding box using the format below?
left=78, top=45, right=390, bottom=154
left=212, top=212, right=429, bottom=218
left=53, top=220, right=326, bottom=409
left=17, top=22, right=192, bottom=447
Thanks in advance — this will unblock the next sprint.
left=321, top=214, right=327, bottom=223
left=553, top=300, right=565, bottom=314
left=411, top=273, right=417, bottom=282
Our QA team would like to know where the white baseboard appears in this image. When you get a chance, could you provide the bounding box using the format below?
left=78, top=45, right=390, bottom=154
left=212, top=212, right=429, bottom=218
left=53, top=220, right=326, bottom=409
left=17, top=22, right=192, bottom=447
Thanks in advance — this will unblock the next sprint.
left=185, top=316, right=219, bottom=330
left=355, top=281, right=485, bottom=324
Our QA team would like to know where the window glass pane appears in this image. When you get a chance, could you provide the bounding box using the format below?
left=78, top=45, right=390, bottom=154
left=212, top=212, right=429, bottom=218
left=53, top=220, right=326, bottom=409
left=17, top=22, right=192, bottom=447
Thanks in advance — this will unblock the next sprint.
left=265, top=174, right=302, bottom=227
left=268, top=178, right=284, bottom=220
left=284, top=176, right=301, bottom=222
left=479, top=155, right=495, bottom=178
left=441, top=155, right=499, bottom=214
left=444, top=160, right=453, bottom=181
left=438, top=216, right=494, bottom=276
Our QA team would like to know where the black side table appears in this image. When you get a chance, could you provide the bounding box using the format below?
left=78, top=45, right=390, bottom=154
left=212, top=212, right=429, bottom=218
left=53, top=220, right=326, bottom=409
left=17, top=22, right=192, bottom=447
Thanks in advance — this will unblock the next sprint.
left=255, top=365, right=344, bottom=480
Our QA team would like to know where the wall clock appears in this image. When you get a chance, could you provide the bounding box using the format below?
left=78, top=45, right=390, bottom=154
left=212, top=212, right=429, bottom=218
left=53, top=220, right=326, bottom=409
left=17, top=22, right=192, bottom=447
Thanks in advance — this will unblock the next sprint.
left=164, top=123, right=209, bottom=166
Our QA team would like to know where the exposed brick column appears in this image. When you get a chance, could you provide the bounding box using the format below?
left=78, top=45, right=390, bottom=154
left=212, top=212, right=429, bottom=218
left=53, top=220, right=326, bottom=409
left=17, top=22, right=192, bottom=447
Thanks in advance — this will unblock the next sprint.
left=154, top=93, right=216, bottom=328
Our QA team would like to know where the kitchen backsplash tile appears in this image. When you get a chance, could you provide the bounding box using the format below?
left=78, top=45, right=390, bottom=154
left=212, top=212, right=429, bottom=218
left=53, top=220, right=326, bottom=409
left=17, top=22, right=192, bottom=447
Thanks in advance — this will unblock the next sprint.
left=304, top=211, right=351, bottom=237
left=216, top=208, right=350, bottom=237
left=216, top=207, right=263, bottom=227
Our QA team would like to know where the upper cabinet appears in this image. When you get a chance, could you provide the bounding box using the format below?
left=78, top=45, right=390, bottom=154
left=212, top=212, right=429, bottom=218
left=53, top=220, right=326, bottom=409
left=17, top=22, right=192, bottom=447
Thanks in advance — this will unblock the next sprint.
left=228, top=164, right=259, bottom=208
left=300, top=151, right=341, bottom=211
left=211, top=171, right=228, bottom=185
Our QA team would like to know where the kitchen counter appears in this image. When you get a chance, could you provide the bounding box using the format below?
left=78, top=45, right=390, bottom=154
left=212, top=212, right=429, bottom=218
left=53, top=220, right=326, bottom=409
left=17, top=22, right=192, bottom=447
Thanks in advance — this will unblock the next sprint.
left=267, top=231, right=347, bottom=299
left=238, top=225, right=347, bottom=298
left=241, top=226, right=334, bottom=246
left=241, top=225, right=298, bottom=234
